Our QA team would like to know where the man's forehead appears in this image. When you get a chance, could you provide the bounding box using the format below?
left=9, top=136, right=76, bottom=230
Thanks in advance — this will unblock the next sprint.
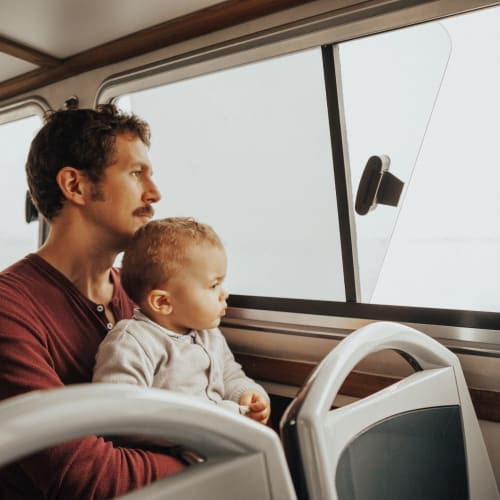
left=110, top=132, right=150, bottom=163
left=115, top=131, right=147, bottom=147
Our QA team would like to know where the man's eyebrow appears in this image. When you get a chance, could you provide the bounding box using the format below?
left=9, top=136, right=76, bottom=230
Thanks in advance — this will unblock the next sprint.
left=131, top=161, right=153, bottom=172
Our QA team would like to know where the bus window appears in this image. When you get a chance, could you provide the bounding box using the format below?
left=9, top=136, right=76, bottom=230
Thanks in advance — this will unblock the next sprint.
left=0, top=114, right=41, bottom=270
left=338, top=20, right=452, bottom=304
left=340, top=6, right=500, bottom=312
left=116, top=48, right=345, bottom=301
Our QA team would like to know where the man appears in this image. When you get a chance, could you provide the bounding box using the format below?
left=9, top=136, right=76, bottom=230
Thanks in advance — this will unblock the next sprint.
left=0, top=104, right=184, bottom=499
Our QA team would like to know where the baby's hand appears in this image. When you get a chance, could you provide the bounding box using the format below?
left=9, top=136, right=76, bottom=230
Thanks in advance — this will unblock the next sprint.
left=239, top=390, right=270, bottom=425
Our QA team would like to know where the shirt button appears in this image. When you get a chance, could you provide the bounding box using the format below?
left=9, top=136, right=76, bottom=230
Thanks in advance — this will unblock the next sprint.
left=97, top=305, right=104, bottom=312
left=107, top=323, right=113, bottom=330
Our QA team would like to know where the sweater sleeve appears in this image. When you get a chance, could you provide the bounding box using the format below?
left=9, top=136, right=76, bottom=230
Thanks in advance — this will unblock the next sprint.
left=219, top=331, right=269, bottom=404
left=0, top=302, right=184, bottom=499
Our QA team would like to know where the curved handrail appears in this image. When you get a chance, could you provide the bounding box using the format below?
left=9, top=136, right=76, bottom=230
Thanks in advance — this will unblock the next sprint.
left=283, top=321, right=499, bottom=500
left=0, top=383, right=296, bottom=499
left=298, top=321, right=460, bottom=419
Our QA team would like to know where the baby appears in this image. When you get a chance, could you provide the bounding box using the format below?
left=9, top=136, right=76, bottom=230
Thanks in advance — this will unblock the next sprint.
left=93, top=217, right=270, bottom=424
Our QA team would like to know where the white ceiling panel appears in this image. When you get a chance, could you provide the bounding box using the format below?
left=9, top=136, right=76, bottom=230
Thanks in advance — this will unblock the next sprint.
left=0, top=52, right=38, bottom=82
left=0, top=0, right=227, bottom=58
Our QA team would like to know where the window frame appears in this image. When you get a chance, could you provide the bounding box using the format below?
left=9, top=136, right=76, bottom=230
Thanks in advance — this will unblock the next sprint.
left=0, top=96, right=51, bottom=248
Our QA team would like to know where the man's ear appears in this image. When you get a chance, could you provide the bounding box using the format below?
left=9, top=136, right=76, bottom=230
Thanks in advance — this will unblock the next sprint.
left=56, top=167, right=89, bottom=206
left=147, top=289, right=173, bottom=315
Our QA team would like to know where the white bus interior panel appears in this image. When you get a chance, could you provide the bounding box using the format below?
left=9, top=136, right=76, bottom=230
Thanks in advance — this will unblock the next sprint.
left=281, top=322, right=499, bottom=500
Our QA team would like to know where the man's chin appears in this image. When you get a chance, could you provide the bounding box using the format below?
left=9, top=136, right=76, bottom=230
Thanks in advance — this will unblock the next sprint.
left=131, top=217, right=152, bottom=235
left=137, top=215, right=153, bottom=225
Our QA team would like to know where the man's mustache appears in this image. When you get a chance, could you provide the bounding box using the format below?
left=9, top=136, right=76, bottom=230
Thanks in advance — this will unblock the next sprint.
left=133, top=205, right=154, bottom=218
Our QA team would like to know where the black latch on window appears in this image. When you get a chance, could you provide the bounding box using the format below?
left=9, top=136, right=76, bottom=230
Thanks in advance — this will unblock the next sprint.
left=25, top=190, right=38, bottom=223
left=355, top=155, right=404, bottom=215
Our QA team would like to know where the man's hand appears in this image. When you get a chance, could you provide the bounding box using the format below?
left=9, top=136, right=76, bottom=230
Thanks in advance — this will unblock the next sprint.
left=239, top=390, right=270, bottom=425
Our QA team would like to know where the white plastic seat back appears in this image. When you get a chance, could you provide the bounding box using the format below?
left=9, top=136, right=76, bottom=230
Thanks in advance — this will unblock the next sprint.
left=0, top=383, right=296, bottom=500
left=280, top=321, right=499, bottom=500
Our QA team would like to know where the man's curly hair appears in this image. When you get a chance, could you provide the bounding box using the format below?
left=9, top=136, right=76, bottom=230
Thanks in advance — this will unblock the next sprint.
left=26, top=104, right=150, bottom=220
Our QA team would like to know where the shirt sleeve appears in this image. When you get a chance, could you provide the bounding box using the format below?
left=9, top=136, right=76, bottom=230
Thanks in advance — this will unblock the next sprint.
left=0, top=306, right=184, bottom=499
left=218, top=331, right=269, bottom=404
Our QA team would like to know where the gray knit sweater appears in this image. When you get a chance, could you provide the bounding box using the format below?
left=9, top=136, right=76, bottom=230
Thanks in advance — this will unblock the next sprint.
left=93, top=309, right=267, bottom=413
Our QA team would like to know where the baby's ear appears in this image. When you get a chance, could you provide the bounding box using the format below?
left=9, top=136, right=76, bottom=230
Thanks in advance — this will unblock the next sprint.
left=147, top=289, right=173, bottom=315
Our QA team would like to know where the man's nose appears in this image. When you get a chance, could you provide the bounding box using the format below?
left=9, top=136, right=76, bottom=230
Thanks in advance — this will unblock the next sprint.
left=144, top=178, right=161, bottom=203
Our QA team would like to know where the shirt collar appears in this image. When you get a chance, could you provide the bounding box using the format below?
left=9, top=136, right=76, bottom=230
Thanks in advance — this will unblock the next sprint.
left=133, top=308, right=196, bottom=341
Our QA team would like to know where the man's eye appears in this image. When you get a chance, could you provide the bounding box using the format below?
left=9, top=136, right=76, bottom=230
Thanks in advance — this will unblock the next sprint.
left=132, top=169, right=143, bottom=177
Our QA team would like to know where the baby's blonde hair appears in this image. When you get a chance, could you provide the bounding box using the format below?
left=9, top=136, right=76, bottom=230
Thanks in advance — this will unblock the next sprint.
left=121, top=217, right=223, bottom=305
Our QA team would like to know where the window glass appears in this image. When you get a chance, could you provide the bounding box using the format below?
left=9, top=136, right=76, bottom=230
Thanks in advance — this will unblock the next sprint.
left=0, top=115, right=41, bottom=270
left=116, top=48, right=344, bottom=300
left=339, top=22, right=451, bottom=304
left=340, top=7, right=500, bottom=311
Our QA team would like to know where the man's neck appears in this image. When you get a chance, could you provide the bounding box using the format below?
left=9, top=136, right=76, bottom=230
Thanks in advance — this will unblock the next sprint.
left=37, top=219, right=119, bottom=305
